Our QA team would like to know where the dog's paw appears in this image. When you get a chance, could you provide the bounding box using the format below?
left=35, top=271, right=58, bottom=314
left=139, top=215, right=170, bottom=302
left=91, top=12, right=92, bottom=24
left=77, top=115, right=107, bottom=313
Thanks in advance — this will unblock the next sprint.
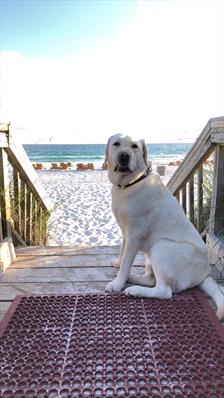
left=105, top=278, right=124, bottom=293
left=125, top=285, right=142, bottom=297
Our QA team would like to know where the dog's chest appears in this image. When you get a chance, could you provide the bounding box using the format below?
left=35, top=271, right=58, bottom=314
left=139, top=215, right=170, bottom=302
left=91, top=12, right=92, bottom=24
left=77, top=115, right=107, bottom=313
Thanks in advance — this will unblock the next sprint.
left=112, top=191, right=125, bottom=215
left=111, top=187, right=146, bottom=224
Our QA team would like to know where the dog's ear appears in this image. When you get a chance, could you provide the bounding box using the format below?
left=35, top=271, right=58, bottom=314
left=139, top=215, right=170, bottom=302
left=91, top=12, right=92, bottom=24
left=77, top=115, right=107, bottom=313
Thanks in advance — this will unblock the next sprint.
left=141, top=139, right=148, bottom=165
left=104, top=136, right=112, bottom=167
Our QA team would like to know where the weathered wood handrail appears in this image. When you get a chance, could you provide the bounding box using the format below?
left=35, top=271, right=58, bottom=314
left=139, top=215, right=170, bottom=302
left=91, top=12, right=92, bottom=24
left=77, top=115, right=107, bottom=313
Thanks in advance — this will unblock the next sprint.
left=167, top=116, right=224, bottom=274
left=0, top=123, right=51, bottom=246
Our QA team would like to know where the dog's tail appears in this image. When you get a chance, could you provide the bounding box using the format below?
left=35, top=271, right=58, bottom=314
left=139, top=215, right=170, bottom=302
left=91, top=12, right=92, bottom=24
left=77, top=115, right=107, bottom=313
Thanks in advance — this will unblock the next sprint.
left=199, top=276, right=224, bottom=320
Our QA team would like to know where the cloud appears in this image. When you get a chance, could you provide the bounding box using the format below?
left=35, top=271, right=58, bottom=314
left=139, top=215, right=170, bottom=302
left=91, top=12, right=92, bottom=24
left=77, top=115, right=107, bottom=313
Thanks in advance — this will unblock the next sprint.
left=0, top=0, right=223, bottom=143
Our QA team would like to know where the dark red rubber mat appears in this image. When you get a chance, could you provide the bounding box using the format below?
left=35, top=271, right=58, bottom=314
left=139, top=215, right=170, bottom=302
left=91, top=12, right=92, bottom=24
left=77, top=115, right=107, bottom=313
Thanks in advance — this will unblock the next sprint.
left=0, top=290, right=224, bottom=398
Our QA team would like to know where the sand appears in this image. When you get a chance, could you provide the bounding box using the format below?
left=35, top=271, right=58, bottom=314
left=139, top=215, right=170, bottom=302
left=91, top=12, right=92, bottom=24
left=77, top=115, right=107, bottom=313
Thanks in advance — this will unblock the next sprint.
left=39, top=170, right=121, bottom=246
left=38, top=166, right=176, bottom=247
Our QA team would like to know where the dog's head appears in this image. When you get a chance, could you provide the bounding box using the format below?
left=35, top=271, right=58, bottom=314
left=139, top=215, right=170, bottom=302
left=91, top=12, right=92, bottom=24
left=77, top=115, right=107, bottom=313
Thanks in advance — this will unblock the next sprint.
left=104, top=133, right=149, bottom=186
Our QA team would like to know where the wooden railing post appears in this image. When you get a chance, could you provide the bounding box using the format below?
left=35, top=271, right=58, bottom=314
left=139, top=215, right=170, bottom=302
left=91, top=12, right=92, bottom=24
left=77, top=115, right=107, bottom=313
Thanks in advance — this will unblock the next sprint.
left=1, top=123, right=51, bottom=246
left=33, top=199, right=38, bottom=245
left=26, top=189, right=33, bottom=245
left=182, top=185, right=187, bottom=214
left=0, top=148, right=11, bottom=238
left=13, top=168, right=20, bottom=234
left=188, top=175, right=194, bottom=224
left=20, top=179, right=27, bottom=242
left=197, top=165, right=203, bottom=232
left=175, top=191, right=180, bottom=202
left=209, top=145, right=224, bottom=236
left=165, top=117, right=224, bottom=275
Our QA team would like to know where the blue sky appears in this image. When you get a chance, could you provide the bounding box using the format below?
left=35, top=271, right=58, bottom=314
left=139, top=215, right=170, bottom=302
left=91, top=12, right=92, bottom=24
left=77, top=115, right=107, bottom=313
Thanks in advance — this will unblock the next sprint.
left=1, top=0, right=137, bottom=57
left=0, top=0, right=224, bottom=144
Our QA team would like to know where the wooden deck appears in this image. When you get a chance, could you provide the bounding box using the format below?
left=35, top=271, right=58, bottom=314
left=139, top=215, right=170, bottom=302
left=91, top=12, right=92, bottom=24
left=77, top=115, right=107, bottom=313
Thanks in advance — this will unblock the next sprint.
left=0, top=245, right=142, bottom=320
left=0, top=245, right=223, bottom=324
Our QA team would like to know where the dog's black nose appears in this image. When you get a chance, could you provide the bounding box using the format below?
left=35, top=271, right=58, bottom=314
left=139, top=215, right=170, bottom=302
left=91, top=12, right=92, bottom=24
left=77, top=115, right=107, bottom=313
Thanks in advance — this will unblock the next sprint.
left=119, top=152, right=130, bottom=165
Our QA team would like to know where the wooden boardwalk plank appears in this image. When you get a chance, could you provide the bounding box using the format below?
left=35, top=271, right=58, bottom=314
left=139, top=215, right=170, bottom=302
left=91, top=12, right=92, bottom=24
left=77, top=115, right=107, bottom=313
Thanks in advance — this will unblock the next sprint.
left=0, top=281, right=108, bottom=303
left=11, top=254, right=144, bottom=269
left=15, top=245, right=120, bottom=256
left=0, top=302, right=12, bottom=321
left=0, top=245, right=223, bottom=326
left=0, top=246, right=120, bottom=320
left=0, top=267, right=116, bottom=283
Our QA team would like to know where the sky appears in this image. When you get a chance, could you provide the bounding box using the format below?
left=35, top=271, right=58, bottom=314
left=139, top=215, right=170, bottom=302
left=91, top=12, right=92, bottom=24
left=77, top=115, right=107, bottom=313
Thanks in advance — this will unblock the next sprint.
left=0, top=0, right=223, bottom=144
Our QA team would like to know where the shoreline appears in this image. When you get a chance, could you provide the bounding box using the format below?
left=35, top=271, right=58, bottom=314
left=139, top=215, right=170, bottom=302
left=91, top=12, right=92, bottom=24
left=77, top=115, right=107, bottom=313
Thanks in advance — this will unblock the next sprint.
left=32, top=158, right=182, bottom=171
left=37, top=165, right=177, bottom=247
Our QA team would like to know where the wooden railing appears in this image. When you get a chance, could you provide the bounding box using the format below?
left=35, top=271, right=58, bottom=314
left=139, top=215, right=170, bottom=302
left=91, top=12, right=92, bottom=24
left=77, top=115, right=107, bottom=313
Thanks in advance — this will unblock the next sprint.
left=167, top=116, right=224, bottom=274
left=0, top=123, right=51, bottom=246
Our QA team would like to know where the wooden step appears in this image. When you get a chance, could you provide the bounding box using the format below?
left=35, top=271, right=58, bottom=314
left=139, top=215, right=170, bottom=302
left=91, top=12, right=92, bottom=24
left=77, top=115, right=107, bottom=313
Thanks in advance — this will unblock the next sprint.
left=1, top=245, right=223, bottom=326
left=15, top=245, right=120, bottom=256
left=0, top=245, right=144, bottom=320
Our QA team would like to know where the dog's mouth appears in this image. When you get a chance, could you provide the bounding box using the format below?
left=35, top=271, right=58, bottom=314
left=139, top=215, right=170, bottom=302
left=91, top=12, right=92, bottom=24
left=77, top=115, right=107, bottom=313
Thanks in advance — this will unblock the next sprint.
left=114, top=165, right=132, bottom=173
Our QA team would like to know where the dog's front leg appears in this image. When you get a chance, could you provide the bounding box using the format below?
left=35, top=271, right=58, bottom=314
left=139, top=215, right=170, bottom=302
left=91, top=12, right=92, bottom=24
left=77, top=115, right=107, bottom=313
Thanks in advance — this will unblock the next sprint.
left=106, top=236, right=139, bottom=292
left=112, top=237, right=125, bottom=267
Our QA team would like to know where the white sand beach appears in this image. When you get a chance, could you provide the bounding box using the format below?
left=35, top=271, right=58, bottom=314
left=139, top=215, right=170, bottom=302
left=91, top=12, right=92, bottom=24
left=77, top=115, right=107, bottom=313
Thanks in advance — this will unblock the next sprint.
left=39, top=170, right=121, bottom=246
left=38, top=166, right=177, bottom=247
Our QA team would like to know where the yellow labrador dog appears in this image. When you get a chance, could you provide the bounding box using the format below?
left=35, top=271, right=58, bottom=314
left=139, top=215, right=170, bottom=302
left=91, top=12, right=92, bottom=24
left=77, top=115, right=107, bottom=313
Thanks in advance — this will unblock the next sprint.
left=105, top=133, right=224, bottom=320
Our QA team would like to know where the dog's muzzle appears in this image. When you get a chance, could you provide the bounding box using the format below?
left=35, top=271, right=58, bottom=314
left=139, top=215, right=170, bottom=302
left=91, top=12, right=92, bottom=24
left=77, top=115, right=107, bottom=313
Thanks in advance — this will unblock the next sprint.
left=119, top=152, right=129, bottom=165
left=114, top=152, right=131, bottom=172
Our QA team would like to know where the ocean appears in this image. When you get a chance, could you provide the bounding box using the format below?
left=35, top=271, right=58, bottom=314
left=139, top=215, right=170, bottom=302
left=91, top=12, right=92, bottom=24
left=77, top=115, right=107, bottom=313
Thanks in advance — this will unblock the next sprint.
left=23, top=143, right=193, bottom=166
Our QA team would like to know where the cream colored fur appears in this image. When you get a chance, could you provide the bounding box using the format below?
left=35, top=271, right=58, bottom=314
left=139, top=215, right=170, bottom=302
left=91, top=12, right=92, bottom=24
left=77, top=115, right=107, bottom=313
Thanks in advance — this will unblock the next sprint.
left=105, top=133, right=224, bottom=320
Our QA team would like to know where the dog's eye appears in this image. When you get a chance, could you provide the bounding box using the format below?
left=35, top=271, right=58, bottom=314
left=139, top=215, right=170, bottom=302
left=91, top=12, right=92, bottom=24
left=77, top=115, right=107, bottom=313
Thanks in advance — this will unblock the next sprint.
left=131, top=143, right=138, bottom=149
left=113, top=141, right=120, bottom=147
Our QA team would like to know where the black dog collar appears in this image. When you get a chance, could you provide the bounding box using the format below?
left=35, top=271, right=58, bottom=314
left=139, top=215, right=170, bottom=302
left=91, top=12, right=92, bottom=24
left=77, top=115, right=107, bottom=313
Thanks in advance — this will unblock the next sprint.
left=117, top=166, right=152, bottom=189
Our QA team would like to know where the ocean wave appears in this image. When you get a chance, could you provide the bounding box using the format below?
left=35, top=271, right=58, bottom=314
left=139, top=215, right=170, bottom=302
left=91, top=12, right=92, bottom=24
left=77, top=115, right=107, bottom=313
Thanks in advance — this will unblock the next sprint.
left=24, top=143, right=192, bottom=163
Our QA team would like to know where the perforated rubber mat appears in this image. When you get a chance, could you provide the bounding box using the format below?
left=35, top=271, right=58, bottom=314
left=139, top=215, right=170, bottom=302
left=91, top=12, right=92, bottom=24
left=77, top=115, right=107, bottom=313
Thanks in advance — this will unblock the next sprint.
left=0, top=291, right=224, bottom=398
